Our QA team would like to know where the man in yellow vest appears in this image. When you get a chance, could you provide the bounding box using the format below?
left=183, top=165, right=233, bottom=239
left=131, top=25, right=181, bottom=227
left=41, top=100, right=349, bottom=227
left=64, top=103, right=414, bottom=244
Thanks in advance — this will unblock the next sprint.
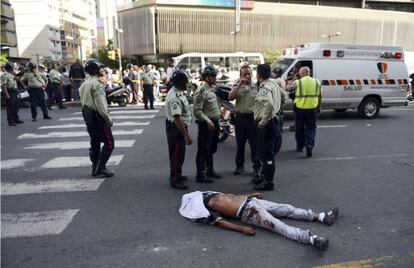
left=291, top=67, right=321, bottom=157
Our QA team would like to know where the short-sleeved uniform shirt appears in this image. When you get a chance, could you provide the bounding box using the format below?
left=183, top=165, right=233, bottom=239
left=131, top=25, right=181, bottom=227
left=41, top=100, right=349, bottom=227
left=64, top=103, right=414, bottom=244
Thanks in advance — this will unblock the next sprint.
left=193, top=83, right=221, bottom=124
left=1, top=72, right=18, bottom=93
left=21, top=71, right=46, bottom=88
left=165, top=87, right=192, bottom=126
left=253, top=79, right=280, bottom=127
left=141, top=72, right=154, bottom=85
left=79, top=75, right=112, bottom=124
left=235, top=83, right=258, bottom=114
left=49, top=69, right=62, bottom=84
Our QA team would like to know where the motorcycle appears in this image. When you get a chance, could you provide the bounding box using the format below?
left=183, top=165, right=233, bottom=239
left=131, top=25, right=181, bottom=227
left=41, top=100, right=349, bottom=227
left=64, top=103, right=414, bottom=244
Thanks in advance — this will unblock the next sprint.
left=105, top=84, right=130, bottom=107
left=158, top=82, right=168, bottom=102
left=214, top=84, right=236, bottom=143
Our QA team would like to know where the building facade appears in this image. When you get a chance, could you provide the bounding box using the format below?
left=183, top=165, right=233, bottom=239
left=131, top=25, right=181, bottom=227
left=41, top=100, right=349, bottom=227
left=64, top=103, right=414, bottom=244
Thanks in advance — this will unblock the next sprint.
left=117, top=0, right=414, bottom=63
left=1, top=0, right=19, bottom=58
left=96, top=0, right=119, bottom=49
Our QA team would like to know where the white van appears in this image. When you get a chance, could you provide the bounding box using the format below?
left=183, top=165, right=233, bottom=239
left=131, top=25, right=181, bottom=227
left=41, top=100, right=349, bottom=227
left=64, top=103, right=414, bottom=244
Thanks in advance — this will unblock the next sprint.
left=272, top=43, right=409, bottom=118
left=173, top=52, right=264, bottom=82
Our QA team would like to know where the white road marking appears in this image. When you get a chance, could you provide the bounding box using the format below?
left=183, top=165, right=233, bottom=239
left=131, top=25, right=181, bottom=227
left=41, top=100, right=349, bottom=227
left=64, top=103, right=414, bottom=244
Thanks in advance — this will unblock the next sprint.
left=282, top=124, right=347, bottom=130
left=39, top=121, right=150, bottom=129
left=1, top=159, right=34, bottom=170
left=1, top=209, right=79, bottom=238
left=24, top=140, right=135, bottom=150
left=288, top=153, right=409, bottom=162
left=41, top=155, right=123, bottom=168
left=392, top=108, right=414, bottom=111
left=72, top=110, right=159, bottom=115
left=60, top=115, right=155, bottom=121
left=1, top=178, right=105, bottom=196
left=18, top=129, right=143, bottom=139
left=108, top=105, right=162, bottom=110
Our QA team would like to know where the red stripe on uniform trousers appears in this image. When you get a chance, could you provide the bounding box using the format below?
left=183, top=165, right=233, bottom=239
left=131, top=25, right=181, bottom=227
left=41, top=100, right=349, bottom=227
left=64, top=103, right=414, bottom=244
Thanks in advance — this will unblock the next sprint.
left=102, top=126, right=114, bottom=150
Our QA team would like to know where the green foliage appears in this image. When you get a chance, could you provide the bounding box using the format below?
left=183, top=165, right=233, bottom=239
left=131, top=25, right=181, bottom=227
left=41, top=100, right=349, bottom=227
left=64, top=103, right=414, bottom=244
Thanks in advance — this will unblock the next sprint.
left=0, top=51, right=8, bottom=66
left=88, top=40, right=118, bottom=70
left=263, top=49, right=282, bottom=65
left=41, top=58, right=54, bottom=69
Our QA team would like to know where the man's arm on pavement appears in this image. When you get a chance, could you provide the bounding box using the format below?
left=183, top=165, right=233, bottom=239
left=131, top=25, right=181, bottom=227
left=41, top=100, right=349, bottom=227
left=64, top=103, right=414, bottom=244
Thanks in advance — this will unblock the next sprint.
left=215, top=219, right=256, bottom=235
left=247, top=192, right=264, bottom=199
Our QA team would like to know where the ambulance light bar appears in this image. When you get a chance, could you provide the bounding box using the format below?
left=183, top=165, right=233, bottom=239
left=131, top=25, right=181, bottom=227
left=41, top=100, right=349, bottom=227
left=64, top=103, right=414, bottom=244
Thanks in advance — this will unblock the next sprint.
left=380, top=52, right=403, bottom=59
left=323, top=50, right=331, bottom=57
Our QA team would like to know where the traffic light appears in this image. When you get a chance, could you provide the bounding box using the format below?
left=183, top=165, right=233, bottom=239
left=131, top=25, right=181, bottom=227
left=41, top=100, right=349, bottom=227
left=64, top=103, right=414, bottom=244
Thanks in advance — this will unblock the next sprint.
left=115, top=48, right=121, bottom=59
left=108, top=50, right=115, bottom=60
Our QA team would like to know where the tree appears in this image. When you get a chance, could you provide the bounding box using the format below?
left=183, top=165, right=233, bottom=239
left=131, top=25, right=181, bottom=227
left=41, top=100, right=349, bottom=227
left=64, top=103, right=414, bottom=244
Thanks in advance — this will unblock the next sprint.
left=0, top=51, right=8, bottom=65
left=88, top=40, right=117, bottom=69
left=263, top=49, right=281, bottom=65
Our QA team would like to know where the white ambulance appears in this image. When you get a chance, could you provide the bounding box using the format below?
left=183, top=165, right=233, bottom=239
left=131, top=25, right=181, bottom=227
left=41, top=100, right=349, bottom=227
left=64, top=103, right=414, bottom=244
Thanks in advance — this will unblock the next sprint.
left=273, top=43, right=409, bottom=118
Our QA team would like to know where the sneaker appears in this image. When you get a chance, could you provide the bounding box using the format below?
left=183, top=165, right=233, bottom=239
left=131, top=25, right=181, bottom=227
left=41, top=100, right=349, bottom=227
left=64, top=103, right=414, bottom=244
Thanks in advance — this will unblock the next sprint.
left=196, top=175, right=214, bottom=183
left=306, top=147, right=312, bottom=158
left=206, top=170, right=221, bottom=179
left=322, top=208, right=339, bottom=226
left=43, top=115, right=52, bottom=119
left=234, top=166, right=244, bottom=175
left=311, top=235, right=329, bottom=251
left=94, top=168, right=114, bottom=178
left=254, top=181, right=274, bottom=191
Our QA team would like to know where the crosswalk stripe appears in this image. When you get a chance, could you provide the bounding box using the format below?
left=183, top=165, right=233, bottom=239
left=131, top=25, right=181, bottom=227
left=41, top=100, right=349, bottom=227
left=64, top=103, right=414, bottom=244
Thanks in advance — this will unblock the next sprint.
left=72, top=110, right=159, bottom=115
left=18, top=129, right=143, bottom=139
left=60, top=115, right=155, bottom=121
left=1, top=178, right=105, bottom=196
left=24, top=140, right=135, bottom=150
left=39, top=121, right=150, bottom=129
left=1, top=209, right=79, bottom=238
left=108, top=105, right=162, bottom=110
left=41, top=155, right=123, bottom=168
left=1, top=159, right=34, bottom=170
left=282, top=124, right=347, bottom=130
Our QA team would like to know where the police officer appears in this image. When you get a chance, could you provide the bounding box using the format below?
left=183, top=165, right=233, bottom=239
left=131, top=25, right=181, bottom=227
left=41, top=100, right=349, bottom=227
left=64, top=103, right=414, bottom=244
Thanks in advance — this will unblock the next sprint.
left=228, top=65, right=261, bottom=181
left=48, top=63, right=65, bottom=109
left=288, top=66, right=321, bottom=157
left=193, top=65, right=222, bottom=183
left=253, top=64, right=282, bottom=191
left=79, top=59, right=115, bottom=178
left=141, top=66, right=155, bottom=109
left=20, top=62, right=52, bottom=121
left=165, top=70, right=193, bottom=190
left=127, top=63, right=139, bottom=104
left=1, top=63, right=24, bottom=126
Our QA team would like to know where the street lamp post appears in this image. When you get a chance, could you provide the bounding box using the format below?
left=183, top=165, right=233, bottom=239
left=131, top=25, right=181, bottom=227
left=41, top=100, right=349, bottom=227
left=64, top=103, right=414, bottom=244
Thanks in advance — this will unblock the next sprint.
left=115, top=28, right=123, bottom=77
left=320, top=32, right=341, bottom=43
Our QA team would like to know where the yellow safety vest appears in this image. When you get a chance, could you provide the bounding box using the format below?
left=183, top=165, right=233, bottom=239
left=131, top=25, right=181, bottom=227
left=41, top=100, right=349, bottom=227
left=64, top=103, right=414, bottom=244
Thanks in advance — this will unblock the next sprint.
left=294, top=76, right=321, bottom=109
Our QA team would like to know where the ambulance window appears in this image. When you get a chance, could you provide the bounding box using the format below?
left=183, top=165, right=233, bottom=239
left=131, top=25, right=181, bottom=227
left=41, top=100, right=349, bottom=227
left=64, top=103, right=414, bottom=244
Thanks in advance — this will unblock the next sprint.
left=287, top=60, right=313, bottom=79
left=272, top=58, right=294, bottom=76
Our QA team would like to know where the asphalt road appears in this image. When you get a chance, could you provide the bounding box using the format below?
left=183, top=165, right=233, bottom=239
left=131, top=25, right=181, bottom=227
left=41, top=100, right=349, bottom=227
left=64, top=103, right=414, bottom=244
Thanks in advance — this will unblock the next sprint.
left=1, top=102, right=414, bottom=268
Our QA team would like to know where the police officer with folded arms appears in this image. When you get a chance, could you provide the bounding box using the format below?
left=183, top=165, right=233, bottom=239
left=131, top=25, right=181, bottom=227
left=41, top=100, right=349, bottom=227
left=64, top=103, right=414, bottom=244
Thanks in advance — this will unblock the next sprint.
left=165, top=70, right=193, bottom=190
left=1, top=63, right=24, bottom=126
left=193, top=66, right=222, bottom=183
left=253, top=64, right=282, bottom=191
left=228, top=65, right=261, bottom=181
left=20, top=62, right=51, bottom=121
left=79, top=59, right=115, bottom=178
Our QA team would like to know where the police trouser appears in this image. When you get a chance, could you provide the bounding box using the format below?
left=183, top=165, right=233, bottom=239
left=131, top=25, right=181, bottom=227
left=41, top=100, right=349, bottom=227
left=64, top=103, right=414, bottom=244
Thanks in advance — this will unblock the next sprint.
left=294, top=107, right=317, bottom=149
left=6, top=90, right=20, bottom=123
left=235, top=112, right=261, bottom=170
left=48, top=82, right=64, bottom=107
left=256, top=118, right=280, bottom=183
left=166, top=120, right=186, bottom=183
left=196, top=119, right=219, bottom=175
left=82, top=106, right=115, bottom=170
left=131, top=83, right=138, bottom=103
left=143, top=84, right=154, bottom=108
left=28, top=87, right=49, bottom=119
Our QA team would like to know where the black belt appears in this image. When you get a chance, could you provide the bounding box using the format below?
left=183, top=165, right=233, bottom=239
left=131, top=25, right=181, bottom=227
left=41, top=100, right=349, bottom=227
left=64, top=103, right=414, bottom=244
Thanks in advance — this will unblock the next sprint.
left=238, top=197, right=252, bottom=217
left=236, top=112, right=254, bottom=119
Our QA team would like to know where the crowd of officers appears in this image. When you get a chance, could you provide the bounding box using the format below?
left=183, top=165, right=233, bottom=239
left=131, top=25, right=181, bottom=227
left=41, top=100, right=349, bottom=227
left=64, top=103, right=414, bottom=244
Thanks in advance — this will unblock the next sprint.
left=165, top=63, right=321, bottom=191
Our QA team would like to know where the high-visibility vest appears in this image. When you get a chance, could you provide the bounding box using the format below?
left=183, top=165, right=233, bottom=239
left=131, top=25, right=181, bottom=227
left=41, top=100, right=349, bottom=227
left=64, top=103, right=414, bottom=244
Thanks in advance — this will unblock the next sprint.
left=294, top=76, right=321, bottom=109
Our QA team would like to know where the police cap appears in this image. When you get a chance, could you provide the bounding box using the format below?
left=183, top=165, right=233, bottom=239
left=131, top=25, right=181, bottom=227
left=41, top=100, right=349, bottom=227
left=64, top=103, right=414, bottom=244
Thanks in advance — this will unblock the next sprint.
left=27, top=62, right=37, bottom=70
left=202, top=65, right=217, bottom=79
left=84, top=59, right=102, bottom=75
left=171, top=69, right=189, bottom=88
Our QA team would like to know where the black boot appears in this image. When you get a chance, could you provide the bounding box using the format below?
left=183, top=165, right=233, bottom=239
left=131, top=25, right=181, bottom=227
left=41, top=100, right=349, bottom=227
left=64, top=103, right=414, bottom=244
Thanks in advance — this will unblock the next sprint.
left=254, top=181, right=274, bottom=191
left=89, top=149, right=99, bottom=177
left=251, top=168, right=263, bottom=185
left=94, top=149, right=114, bottom=178
left=234, top=166, right=244, bottom=175
left=196, top=173, right=214, bottom=183
left=206, top=169, right=221, bottom=179
left=170, top=177, right=188, bottom=190
left=306, top=147, right=313, bottom=158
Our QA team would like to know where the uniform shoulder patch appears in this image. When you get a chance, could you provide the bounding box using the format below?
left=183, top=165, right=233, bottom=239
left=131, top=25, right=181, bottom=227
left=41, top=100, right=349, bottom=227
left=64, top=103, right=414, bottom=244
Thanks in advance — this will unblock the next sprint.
left=261, top=88, right=269, bottom=96
left=195, top=95, right=203, bottom=104
left=97, top=85, right=105, bottom=96
left=171, top=100, right=179, bottom=109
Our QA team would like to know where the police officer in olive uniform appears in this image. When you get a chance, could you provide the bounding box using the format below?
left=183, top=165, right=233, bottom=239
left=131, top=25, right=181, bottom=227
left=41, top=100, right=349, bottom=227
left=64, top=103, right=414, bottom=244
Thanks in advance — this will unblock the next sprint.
left=20, top=62, right=52, bottom=121
left=1, top=63, right=24, bottom=126
left=79, top=59, right=115, bottom=178
left=228, top=65, right=261, bottom=180
left=48, top=63, right=65, bottom=109
left=165, top=70, right=193, bottom=190
left=193, top=65, right=222, bottom=183
left=253, top=64, right=282, bottom=191
left=141, top=66, right=155, bottom=109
